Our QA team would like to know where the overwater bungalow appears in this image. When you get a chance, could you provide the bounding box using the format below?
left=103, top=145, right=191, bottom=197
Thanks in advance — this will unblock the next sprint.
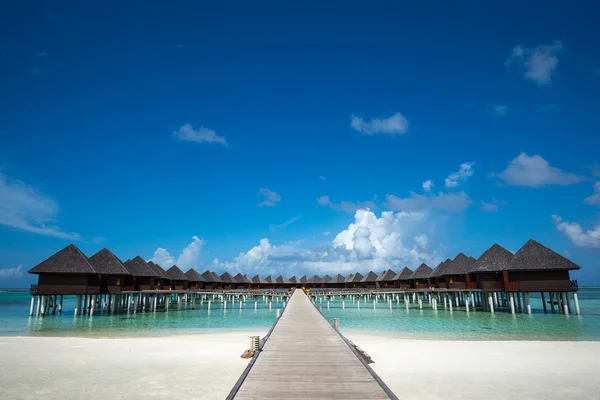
left=147, top=261, right=170, bottom=290
left=376, top=269, right=396, bottom=289
left=503, top=239, right=580, bottom=293
left=306, top=275, right=321, bottom=288
left=29, top=244, right=99, bottom=295
left=264, top=275, right=277, bottom=289
left=252, top=274, right=268, bottom=289
left=409, top=263, right=433, bottom=289
left=328, top=274, right=346, bottom=289
left=233, top=273, right=252, bottom=289
left=345, top=272, right=363, bottom=288
left=359, top=271, right=378, bottom=289
left=300, top=275, right=308, bottom=287
left=392, top=267, right=413, bottom=289
left=88, top=248, right=131, bottom=293
left=429, top=259, right=452, bottom=289
left=321, top=274, right=333, bottom=288
left=275, top=275, right=291, bottom=289
left=442, top=253, right=475, bottom=290
left=468, top=244, right=513, bottom=291
left=201, top=270, right=221, bottom=289
left=124, top=256, right=158, bottom=290
left=288, top=276, right=302, bottom=288
left=220, top=272, right=236, bottom=290
left=344, top=273, right=354, bottom=288
left=166, top=265, right=188, bottom=290
left=185, top=268, right=206, bottom=290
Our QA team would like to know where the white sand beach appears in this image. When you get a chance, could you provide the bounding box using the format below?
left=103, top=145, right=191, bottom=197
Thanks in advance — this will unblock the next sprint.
left=1, top=333, right=599, bottom=400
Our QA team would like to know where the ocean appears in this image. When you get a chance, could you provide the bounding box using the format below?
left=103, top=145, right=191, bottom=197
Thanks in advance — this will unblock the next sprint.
left=1, top=288, right=599, bottom=340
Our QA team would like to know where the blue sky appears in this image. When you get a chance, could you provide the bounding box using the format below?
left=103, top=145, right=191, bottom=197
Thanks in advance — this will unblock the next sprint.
left=1, top=1, right=599, bottom=287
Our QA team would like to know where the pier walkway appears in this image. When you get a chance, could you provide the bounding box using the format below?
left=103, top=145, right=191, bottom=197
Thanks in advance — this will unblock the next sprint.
left=229, top=289, right=396, bottom=399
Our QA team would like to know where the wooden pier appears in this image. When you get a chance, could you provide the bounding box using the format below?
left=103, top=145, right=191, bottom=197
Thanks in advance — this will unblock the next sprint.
left=228, top=289, right=397, bottom=400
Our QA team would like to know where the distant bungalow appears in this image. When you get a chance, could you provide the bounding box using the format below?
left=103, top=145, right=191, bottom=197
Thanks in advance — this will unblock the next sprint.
left=409, top=263, right=433, bottom=289
left=185, top=268, right=206, bottom=290
left=166, top=265, right=188, bottom=290
left=393, top=267, right=413, bottom=289
left=376, top=269, right=396, bottom=289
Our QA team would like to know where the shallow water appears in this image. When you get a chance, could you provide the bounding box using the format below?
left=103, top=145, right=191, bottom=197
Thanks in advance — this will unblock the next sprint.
left=0, top=289, right=599, bottom=340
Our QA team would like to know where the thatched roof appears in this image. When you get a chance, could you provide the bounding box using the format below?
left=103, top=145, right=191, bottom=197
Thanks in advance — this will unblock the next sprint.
left=221, top=272, right=235, bottom=283
left=443, top=253, right=475, bottom=275
left=252, top=274, right=268, bottom=284
left=360, top=271, right=378, bottom=282
left=234, top=273, right=251, bottom=283
left=329, top=274, right=346, bottom=284
left=344, top=273, right=355, bottom=283
left=124, top=256, right=158, bottom=277
left=321, top=274, right=332, bottom=283
left=289, top=276, right=301, bottom=284
left=351, top=272, right=364, bottom=282
left=88, top=248, right=130, bottom=275
left=147, top=261, right=170, bottom=280
left=505, top=239, right=581, bottom=271
left=276, top=275, right=291, bottom=284
left=300, top=275, right=308, bottom=283
left=185, top=268, right=206, bottom=282
left=409, top=263, right=433, bottom=280
left=376, top=269, right=396, bottom=282
left=265, top=275, right=276, bottom=284
left=469, top=244, right=513, bottom=273
left=429, top=258, right=452, bottom=278
left=392, top=267, right=413, bottom=281
left=29, top=244, right=96, bottom=275
left=201, top=270, right=221, bottom=282
left=307, top=275, right=322, bottom=284
left=167, top=265, right=188, bottom=281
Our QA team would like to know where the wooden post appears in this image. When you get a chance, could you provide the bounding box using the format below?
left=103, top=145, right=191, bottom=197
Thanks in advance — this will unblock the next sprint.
left=549, top=292, right=555, bottom=313
left=357, top=300, right=361, bottom=309
left=90, top=295, right=95, bottom=316
left=74, top=295, right=81, bottom=316
left=29, top=296, right=35, bottom=316
left=493, top=292, right=499, bottom=307
left=573, top=293, right=581, bottom=315
left=488, top=293, right=494, bottom=313
left=465, top=297, right=469, bottom=312
left=448, top=295, right=453, bottom=311
left=276, top=309, right=280, bottom=318
left=418, top=295, right=423, bottom=310
left=509, top=294, right=515, bottom=314
left=455, top=293, right=459, bottom=307
left=470, top=292, right=476, bottom=311
left=561, top=292, right=569, bottom=314
left=524, top=293, right=531, bottom=314
left=541, top=292, right=547, bottom=314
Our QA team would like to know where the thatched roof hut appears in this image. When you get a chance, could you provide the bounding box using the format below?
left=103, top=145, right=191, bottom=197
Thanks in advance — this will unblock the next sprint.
left=124, top=256, right=158, bottom=277
left=351, top=272, right=364, bottom=282
left=443, top=253, right=475, bottom=276
left=29, top=244, right=96, bottom=275
left=252, top=275, right=268, bottom=285
left=376, top=269, right=396, bottom=282
left=276, top=275, right=291, bottom=285
left=344, top=273, right=355, bottom=283
left=307, top=275, right=322, bottom=285
left=234, top=273, right=252, bottom=284
left=506, top=239, right=580, bottom=272
left=265, top=275, right=276, bottom=284
left=300, top=275, right=308, bottom=284
left=88, top=248, right=129, bottom=275
left=360, top=271, right=378, bottom=283
left=289, top=276, right=301, bottom=285
left=220, top=272, right=235, bottom=284
left=409, top=263, right=433, bottom=280
left=429, top=259, right=452, bottom=278
left=185, top=268, right=205, bottom=281
left=392, top=267, right=413, bottom=281
left=470, top=244, right=513, bottom=273
left=167, top=265, right=188, bottom=281
left=329, top=274, right=346, bottom=284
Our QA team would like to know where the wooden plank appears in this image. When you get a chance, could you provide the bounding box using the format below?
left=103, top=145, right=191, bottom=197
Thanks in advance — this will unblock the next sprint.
left=231, top=290, right=396, bottom=400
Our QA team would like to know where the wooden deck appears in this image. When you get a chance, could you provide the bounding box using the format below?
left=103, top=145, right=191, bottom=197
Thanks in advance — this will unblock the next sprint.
left=229, top=289, right=396, bottom=399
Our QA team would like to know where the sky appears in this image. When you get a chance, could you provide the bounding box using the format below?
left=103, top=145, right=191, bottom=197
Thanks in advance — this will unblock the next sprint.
left=1, top=1, right=599, bottom=288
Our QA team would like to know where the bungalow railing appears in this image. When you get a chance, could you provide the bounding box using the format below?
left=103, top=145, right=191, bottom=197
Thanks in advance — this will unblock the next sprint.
left=30, top=284, right=38, bottom=295
left=570, top=280, right=579, bottom=290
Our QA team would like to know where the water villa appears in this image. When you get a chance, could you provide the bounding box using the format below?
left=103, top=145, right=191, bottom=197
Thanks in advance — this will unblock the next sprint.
left=393, top=267, right=413, bottom=289
left=409, top=263, right=433, bottom=289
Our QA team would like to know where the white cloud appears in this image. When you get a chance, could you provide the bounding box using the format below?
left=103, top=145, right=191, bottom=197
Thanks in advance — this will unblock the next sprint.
left=319, top=176, right=327, bottom=181
left=493, top=104, right=508, bottom=115
left=213, top=209, right=444, bottom=276
left=422, top=180, right=433, bottom=193
left=174, top=123, right=228, bottom=146
left=445, top=162, right=475, bottom=188
left=481, top=201, right=499, bottom=212
left=351, top=112, right=408, bottom=136
left=552, top=215, right=600, bottom=249
left=385, top=191, right=471, bottom=213
left=584, top=182, right=600, bottom=207
left=0, top=264, right=24, bottom=279
left=317, top=195, right=376, bottom=213
left=493, top=153, right=586, bottom=187
left=148, top=236, right=205, bottom=270
left=323, top=232, right=332, bottom=236
left=258, top=188, right=281, bottom=207
left=506, top=41, right=564, bottom=85
left=269, top=216, right=301, bottom=232
left=0, top=173, right=80, bottom=240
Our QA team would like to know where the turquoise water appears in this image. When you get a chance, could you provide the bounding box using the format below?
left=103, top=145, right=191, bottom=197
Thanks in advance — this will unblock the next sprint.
left=1, top=289, right=599, bottom=340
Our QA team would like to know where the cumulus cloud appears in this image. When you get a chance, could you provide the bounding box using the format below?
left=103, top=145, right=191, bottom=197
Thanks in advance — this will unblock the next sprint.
left=258, top=188, right=281, bottom=207
left=585, top=182, right=600, bottom=207
left=317, top=195, right=376, bottom=213
left=445, top=162, right=475, bottom=188
left=493, top=153, right=586, bottom=187
left=385, top=191, right=471, bottom=213
left=493, top=105, right=508, bottom=115
left=174, top=123, right=228, bottom=146
left=0, top=264, right=24, bottom=279
left=552, top=215, right=600, bottom=249
left=505, top=41, right=564, bottom=85
left=481, top=201, right=499, bottom=212
left=351, top=112, right=408, bottom=136
left=148, top=236, right=205, bottom=270
left=213, top=209, right=444, bottom=276
left=0, top=173, right=80, bottom=240
left=422, top=180, right=433, bottom=193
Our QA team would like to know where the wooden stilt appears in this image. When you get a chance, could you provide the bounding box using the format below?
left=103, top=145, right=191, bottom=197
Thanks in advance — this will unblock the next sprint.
left=509, top=293, right=515, bottom=314
left=488, top=293, right=494, bottom=313
left=561, top=292, right=569, bottom=314
left=29, top=296, right=36, bottom=316
left=541, top=292, right=547, bottom=314
left=549, top=292, right=556, bottom=313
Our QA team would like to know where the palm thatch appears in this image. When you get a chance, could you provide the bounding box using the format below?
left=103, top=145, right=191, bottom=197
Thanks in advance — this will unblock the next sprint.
left=221, top=272, right=235, bottom=283
left=443, top=253, right=475, bottom=275
left=300, top=275, right=308, bottom=283
left=147, top=261, right=170, bottom=280
left=360, top=271, right=378, bottom=282
left=376, top=269, right=396, bottom=282
left=29, top=244, right=96, bottom=275
left=329, top=274, right=346, bottom=284
left=265, top=275, right=276, bottom=284
left=289, top=276, right=301, bottom=284
left=124, top=256, right=158, bottom=277
left=344, top=273, right=355, bottom=283
left=276, top=275, right=291, bottom=284
left=88, top=248, right=130, bottom=275
left=505, top=239, right=581, bottom=271
left=234, top=273, right=251, bottom=284
left=307, top=275, right=322, bottom=284
left=409, top=263, right=433, bottom=280
left=429, top=258, right=452, bottom=278
left=351, top=272, right=364, bottom=282
left=201, top=270, right=221, bottom=283
left=469, top=244, right=513, bottom=273
left=252, top=274, right=268, bottom=284
left=185, top=268, right=206, bottom=282
left=392, top=267, right=413, bottom=281
left=167, top=265, right=188, bottom=281
left=322, top=274, right=332, bottom=283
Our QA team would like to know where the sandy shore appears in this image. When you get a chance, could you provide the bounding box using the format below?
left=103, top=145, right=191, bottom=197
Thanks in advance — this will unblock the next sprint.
left=1, top=332, right=599, bottom=400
